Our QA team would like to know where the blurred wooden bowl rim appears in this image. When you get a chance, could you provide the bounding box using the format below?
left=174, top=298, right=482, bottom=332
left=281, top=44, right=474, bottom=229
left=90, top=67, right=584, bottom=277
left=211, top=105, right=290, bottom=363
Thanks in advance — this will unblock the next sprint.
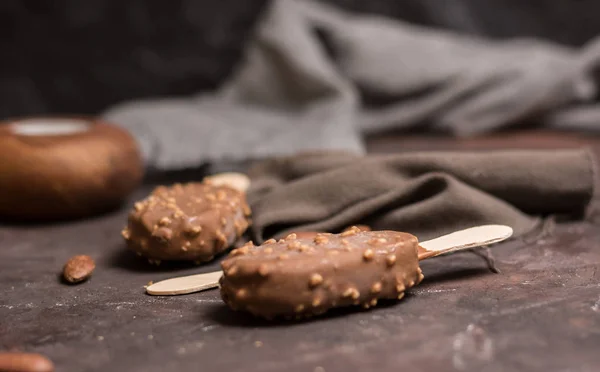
left=0, top=116, right=144, bottom=222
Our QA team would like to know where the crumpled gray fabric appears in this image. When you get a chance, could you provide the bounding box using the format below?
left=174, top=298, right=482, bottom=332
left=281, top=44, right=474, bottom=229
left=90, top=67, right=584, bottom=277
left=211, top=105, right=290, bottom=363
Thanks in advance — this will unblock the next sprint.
left=103, top=0, right=600, bottom=171
left=244, top=149, right=596, bottom=243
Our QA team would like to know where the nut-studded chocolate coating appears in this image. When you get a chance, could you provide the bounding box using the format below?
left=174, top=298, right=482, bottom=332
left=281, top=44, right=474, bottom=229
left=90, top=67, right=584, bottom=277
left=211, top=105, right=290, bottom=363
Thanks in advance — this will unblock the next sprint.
left=122, top=182, right=251, bottom=262
left=219, top=227, right=423, bottom=319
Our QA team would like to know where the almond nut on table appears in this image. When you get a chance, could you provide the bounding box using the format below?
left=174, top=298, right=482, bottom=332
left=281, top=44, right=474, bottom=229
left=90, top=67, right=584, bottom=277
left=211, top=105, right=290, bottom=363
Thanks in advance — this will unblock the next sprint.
left=0, top=352, right=54, bottom=372
left=62, top=255, right=95, bottom=284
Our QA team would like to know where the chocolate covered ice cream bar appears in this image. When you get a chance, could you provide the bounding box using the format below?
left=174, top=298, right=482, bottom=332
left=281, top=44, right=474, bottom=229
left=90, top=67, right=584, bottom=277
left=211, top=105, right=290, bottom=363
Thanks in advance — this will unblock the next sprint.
left=122, top=181, right=251, bottom=263
left=219, top=227, right=423, bottom=319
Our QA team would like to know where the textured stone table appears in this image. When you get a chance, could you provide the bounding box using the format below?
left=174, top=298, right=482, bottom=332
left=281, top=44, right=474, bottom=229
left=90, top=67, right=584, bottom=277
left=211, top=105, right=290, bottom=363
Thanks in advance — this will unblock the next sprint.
left=1, top=131, right=599, bottom=372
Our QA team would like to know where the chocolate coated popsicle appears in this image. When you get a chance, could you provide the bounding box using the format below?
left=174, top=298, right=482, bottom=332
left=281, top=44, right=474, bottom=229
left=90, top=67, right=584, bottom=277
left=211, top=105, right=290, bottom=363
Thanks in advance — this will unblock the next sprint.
left=219, top=226, right=423, bottom=319
left=122, top=181, right=251, bottom=263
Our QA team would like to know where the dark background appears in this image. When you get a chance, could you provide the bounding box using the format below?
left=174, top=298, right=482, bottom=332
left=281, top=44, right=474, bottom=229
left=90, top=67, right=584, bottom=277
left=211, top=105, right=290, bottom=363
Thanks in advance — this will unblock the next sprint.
left=1, top=0, right=600, bottom=120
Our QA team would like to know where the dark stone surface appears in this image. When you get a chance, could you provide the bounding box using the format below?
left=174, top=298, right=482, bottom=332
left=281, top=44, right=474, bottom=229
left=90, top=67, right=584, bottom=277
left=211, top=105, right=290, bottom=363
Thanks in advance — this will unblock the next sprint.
left=1, top=0, right=600, bottom=120
left=1, top=132, right=600, bottom=371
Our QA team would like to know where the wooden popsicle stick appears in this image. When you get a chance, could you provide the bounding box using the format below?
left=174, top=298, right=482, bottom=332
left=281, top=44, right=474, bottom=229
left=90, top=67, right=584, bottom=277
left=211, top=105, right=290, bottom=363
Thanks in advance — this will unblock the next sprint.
left=145, top=225, right=513, bottom=296
left=145, top=271, right=223, bottom=296
left=417, top=224, right=513, bottom=260
left=204, top=172, right=250, bottom=193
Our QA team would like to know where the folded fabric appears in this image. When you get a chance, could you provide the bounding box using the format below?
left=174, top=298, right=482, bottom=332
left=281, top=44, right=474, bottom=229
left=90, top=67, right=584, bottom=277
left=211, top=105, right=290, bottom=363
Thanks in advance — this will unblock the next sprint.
left=246, top=149, right=595, bottom=243
left=103, top=0, right=600, bottom=171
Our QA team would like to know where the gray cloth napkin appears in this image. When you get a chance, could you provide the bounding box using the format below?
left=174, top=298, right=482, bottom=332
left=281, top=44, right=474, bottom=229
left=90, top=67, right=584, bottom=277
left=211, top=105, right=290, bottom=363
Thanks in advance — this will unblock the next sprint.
left=103, top=0, right=600, bottom=171
left=245, top=149, right=596, bottom=243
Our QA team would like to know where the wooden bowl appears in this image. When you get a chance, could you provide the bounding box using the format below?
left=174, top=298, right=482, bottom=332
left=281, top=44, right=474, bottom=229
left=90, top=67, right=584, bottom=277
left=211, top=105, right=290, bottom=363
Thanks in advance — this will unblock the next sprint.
left=0, top=116, right=144, bottom=222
